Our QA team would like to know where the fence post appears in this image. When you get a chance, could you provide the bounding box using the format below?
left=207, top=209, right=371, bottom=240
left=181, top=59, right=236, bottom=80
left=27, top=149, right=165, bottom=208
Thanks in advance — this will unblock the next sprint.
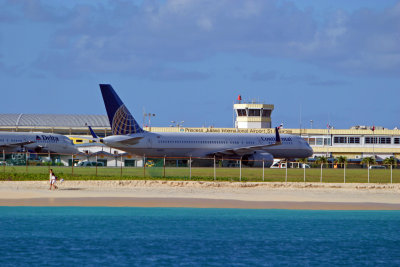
left=213, top=156, right=216, bottom=181
left=239, top=158, right=242, bottom=182
left=262, top=161, right=265, bottom=182
left=391, top=164, right=393, bottom=184
left=368, top=163, right=370, bottom=183
left=189, top=156, right=192, bottom=180
left=95, top=154, right=98, bottom=177
left=163, top=156, right=166, bottom=178
left=303, top=164, right=306, bottom=183
left=285, top=161, right=288, bottom=183
left=48, top=151, right=51, bottom=172
left=26, top=151, right=28, bottom=173
left=143, top=156, right=146, bottom=178
left=344, top=163, right=346, bottom=183
left=120, top=155, right=123, bottom=178
left=71, top=154, right=74, bottom=176
left=320, top=163, right=323, bottom=183
left=3, top=149, right=5, bottom=179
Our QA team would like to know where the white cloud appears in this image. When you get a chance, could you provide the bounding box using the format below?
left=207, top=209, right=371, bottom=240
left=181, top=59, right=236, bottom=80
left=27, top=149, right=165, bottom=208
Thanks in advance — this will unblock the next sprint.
left=197, top=17, right=213, bottom=31
left=2, top=0, right=400, bottom=78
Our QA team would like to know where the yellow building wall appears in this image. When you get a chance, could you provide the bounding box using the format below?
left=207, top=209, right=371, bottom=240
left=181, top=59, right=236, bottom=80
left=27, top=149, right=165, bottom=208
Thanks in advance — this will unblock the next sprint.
left=146, top=127, right=400, bottom=136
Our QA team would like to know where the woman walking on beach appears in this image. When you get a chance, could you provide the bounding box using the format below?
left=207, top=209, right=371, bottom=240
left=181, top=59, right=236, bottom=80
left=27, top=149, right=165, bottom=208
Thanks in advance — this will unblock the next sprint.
left=49, top=169, right=57, bottom=190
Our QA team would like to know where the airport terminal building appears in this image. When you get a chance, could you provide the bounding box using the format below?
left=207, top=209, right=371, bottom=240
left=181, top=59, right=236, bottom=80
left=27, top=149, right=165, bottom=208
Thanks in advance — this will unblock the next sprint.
left=0, top=113, right=399, bottom=166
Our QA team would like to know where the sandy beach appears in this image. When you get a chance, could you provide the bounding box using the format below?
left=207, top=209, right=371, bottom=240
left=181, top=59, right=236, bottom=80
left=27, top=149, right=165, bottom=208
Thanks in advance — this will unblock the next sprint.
left=0, top=180, right=399, bottom=210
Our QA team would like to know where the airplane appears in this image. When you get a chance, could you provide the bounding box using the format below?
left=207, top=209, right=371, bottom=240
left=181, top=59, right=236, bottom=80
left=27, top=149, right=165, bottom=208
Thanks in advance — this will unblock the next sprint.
left=0, top=132, right=79, bottom=154
left=99, top=84, right=313, bottom=167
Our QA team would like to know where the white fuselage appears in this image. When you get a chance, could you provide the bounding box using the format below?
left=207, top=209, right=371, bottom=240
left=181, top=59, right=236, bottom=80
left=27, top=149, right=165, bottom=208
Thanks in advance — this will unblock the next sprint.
left=103, top=132, right=313, bottom=159
left=0, top=132, right=78, bottom=154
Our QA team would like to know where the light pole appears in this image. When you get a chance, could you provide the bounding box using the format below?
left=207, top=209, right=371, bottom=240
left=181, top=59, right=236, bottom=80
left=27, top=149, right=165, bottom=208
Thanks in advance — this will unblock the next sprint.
left=170, top=121, right=185, bottom=127
left=144, top=113, right=156, bottom=128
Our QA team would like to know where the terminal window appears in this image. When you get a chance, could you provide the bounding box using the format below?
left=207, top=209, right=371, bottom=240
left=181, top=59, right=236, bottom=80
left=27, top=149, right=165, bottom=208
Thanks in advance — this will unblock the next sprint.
left=324, top=138, right=331, bottom=145
left=333, top=136, right=359, bottom=144
left=395, top=138, right=400, bottom=144
left=307, top=138, right=316, bottom=145
left=365, top=137, right=377, bottom=144
left=365, top=136, right=391, bottom=144
left=237, top=109, right=246, bottom=116
left=334, top=137, right=347, bottom=144
left=306, top=137, right=331, bottom=146
left=348, top=137, right=360, bottom=144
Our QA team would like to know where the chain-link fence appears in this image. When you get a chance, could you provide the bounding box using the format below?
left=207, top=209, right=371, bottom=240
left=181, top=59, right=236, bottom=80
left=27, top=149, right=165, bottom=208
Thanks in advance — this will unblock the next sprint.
left=0, top=151, right=399, bottom=183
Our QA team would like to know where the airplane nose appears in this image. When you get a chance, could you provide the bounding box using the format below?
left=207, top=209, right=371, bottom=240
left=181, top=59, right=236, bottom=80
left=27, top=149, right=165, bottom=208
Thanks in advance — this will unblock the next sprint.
left=307, top=147, right=314, bottom=157
left=102, top=137, right=111, bottom=145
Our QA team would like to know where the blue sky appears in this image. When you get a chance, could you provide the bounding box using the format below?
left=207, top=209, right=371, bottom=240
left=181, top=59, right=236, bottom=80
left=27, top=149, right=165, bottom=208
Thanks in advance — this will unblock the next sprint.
left=1, top=0, right=399, bottom=129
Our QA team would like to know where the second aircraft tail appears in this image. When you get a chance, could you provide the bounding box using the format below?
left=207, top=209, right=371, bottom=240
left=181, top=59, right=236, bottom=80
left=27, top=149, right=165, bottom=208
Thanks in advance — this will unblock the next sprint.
left=99, top=84, right=144, bottom=135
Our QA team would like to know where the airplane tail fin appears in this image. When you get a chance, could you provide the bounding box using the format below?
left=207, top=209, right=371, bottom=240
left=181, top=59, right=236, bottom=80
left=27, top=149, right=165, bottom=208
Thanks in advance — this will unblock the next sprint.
left=275, top=127, right=282, bottom=145
left=99, top=84, right=144, bottom=135
left=87, top=125, right=104, bottom=143
left=88, top=125, right=99, bottom=139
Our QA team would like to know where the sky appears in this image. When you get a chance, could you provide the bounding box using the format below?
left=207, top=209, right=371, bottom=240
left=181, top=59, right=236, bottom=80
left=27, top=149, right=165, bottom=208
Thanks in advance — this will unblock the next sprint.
left=1, top=0, right=399, bottom=129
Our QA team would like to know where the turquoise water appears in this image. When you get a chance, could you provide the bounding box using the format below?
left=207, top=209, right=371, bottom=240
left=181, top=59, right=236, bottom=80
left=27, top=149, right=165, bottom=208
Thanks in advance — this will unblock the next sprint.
left=0, top=207, right=400, bottom=266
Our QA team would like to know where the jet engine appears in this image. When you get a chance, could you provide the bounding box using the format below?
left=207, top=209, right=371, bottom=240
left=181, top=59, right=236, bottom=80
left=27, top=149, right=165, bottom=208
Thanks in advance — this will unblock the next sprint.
left=34, top=146, right=43, bottom=153
left=242, top=151, right=274, bottom=167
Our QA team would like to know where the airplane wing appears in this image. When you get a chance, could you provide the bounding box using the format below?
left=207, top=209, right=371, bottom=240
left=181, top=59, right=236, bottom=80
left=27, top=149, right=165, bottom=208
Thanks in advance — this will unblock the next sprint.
left=207, top=127, right=282, bottom=157
left=0, top=140, right=35, bottom=149
left=115, top=136, right=144, bottom=145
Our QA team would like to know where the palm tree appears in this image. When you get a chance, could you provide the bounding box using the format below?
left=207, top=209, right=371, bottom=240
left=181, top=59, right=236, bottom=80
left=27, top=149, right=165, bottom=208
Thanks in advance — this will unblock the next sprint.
left=298, top=158, right=308, bottom=163
left=383, top=157, right=397, bottom=167
left=316, top=156, right=328, bottom=168
left=335, top=156, right=347, bottom=168
left=361, top=156, right=375, bottom=167
left=297, top=158, right=308, bottom=168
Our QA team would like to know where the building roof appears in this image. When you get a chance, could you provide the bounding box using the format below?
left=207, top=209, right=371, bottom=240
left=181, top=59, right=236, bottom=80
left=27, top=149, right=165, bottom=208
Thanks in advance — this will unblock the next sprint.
left=0, top=114, right=110, bottom=128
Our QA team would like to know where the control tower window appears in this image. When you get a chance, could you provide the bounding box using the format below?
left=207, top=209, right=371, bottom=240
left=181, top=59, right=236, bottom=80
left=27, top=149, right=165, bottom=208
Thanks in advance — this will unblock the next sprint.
left=262, top=110, right=271, bottom=117
left=248, top=109, right=260, bottom=116
left=237, top=109, right=246, bottom=116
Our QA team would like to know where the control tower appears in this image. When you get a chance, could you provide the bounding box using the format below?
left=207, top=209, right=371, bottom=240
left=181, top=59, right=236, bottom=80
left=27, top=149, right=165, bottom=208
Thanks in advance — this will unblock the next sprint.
left=234, top=95, right=274, bottom=129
